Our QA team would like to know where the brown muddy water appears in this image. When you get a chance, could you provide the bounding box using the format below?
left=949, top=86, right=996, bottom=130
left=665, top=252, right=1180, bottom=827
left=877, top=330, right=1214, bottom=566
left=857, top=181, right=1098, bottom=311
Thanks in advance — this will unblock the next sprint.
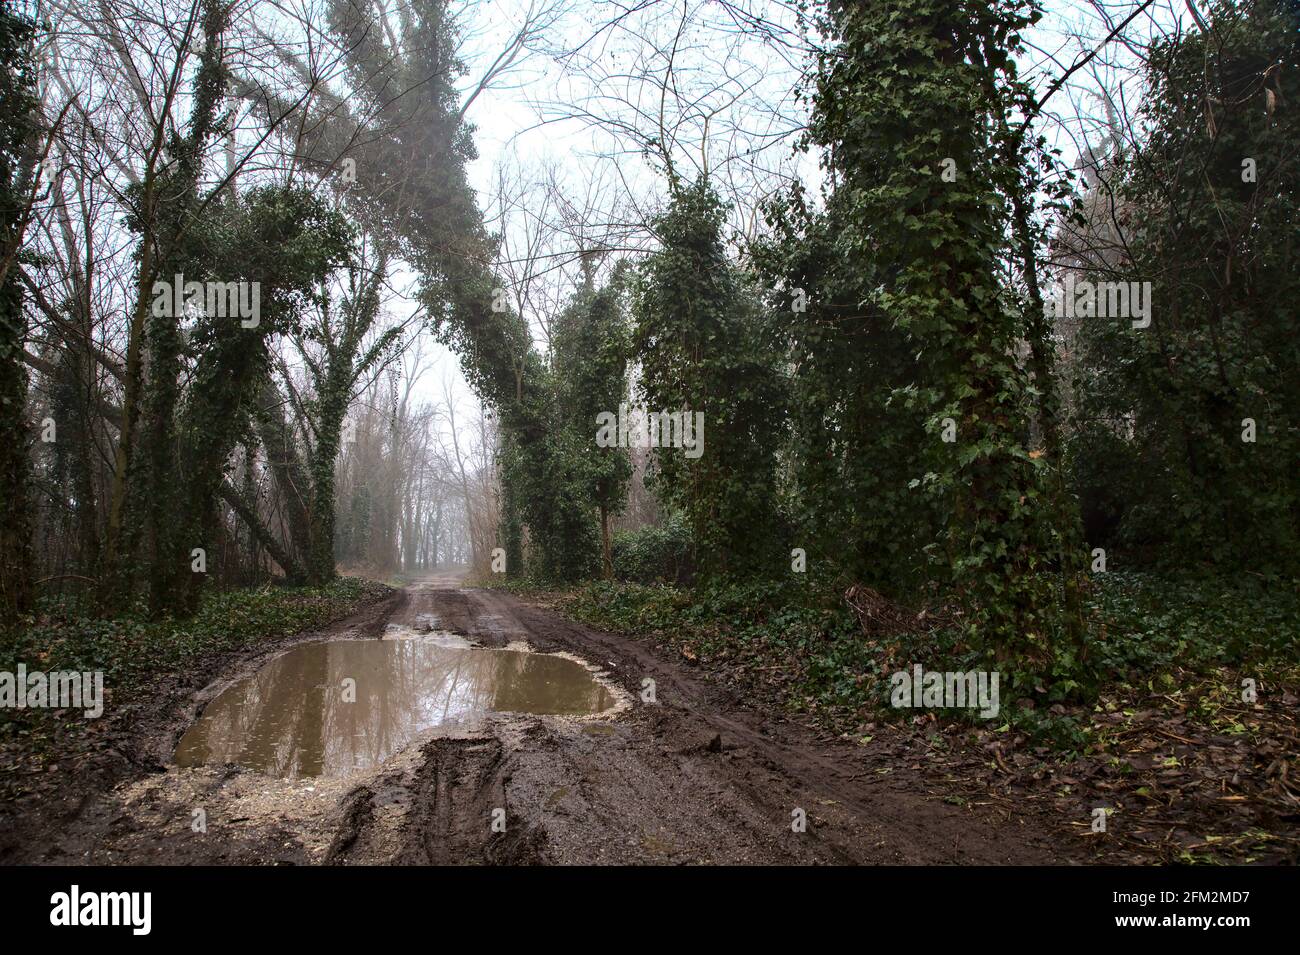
left=174, top=638, right=615, bottom=778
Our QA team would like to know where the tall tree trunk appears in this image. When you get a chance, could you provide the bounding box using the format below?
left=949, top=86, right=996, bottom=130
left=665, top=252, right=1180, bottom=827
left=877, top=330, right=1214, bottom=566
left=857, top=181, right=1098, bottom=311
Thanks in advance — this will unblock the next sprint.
left=255, top=374, right=313, bottom=566
left=0, top=5, right=40, bottom=616
left=600, top=501, right=612, bottom=579
left=0, top=274, right=33, bottom=616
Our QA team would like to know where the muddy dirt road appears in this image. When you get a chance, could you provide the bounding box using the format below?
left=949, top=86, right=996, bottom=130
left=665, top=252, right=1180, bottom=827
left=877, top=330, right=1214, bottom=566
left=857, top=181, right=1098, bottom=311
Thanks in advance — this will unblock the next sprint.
left=8, top=576, right=1080, bottom=865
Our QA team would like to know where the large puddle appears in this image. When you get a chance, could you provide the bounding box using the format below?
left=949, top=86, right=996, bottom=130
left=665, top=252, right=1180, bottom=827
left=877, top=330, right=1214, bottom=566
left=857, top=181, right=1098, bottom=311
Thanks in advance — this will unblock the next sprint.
left=174, top=638, right=615, bottom=778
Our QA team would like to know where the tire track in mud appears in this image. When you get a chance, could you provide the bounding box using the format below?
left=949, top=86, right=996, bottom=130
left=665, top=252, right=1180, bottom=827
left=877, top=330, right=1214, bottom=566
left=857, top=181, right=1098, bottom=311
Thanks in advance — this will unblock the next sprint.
left=393, top=738, right=547, bottom=865
left=326, top=735, right=548, bottom=866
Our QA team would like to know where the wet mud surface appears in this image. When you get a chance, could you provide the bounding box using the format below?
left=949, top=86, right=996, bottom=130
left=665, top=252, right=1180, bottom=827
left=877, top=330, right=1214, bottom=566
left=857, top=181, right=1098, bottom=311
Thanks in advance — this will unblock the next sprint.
left=1, top=574, right=1084, bottom=865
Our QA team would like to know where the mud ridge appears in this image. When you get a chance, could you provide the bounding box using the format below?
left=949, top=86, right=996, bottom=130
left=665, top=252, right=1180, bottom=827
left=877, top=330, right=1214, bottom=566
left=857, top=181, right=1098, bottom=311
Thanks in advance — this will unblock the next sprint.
left=394, top=737, right=549, bottom=866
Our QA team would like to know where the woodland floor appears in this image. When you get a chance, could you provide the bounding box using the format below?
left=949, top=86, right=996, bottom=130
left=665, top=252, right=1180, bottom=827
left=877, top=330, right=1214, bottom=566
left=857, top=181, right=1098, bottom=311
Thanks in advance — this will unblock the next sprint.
left=0, top=574, right=1293, bottom=865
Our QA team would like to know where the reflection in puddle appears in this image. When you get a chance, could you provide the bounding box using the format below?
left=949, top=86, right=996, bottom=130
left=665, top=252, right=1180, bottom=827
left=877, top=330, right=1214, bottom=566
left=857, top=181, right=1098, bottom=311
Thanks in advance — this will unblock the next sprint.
left=175, top=639, right=615, bottom=778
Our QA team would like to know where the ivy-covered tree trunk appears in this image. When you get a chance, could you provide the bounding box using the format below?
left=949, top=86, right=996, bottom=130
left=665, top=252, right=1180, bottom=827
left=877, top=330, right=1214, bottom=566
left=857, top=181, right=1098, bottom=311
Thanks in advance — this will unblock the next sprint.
left=306, top=380, right=348, bottom=585
left=633, top=180, right=784, bottom=579
left=48, top=286, right=105, bottom=580
left=0, top=270, right=33, bottom=617
left=812, top=0, right=1076, bottom=672
left=0, top=4, right=40, bottom=617
left=298, top=255, right=395, bottom=585
left=602, top=504, right=614, bottom=578
left=99, top=0, right=232, bottom=615
left=498, top=455, right=525, bottom=578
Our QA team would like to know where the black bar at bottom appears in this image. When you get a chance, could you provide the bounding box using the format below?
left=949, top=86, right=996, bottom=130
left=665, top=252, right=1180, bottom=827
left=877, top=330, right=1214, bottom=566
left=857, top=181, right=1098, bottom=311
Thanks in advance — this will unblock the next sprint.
left=0, top=864, right=1287, bottom=941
